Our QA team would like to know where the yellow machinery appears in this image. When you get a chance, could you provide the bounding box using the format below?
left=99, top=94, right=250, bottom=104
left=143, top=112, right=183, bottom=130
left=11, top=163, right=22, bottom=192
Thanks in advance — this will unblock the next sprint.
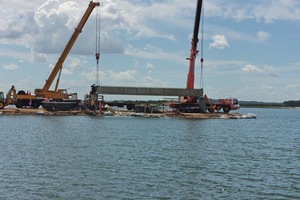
left=0, top=92, right=5, bottom=109
left=0, top=85, right=17, bottom=109
left=15, top=1, right=100, bottom=108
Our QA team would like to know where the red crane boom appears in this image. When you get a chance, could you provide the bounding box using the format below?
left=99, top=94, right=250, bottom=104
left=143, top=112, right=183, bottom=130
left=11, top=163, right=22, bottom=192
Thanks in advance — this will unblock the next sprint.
left=186, top=0, right=203, bottom=89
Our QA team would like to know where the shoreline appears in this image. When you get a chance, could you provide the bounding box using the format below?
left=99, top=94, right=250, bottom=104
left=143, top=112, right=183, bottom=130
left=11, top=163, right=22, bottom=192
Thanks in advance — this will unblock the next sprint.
left=0, top=107, right=243, bottom=119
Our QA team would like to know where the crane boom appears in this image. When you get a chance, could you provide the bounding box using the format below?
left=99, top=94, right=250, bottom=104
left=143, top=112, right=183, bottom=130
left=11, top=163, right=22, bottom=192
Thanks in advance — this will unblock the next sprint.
left=35, top=1, right=100, bottom=98
left=186, top=0, right=203, bottom=89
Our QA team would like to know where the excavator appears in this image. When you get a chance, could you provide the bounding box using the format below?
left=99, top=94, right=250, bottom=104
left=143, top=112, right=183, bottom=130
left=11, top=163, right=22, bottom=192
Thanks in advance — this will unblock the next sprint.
left=0, top=85, right=17, bottom=109
left=11, top=1, right=100, bottom=110
left=170, top=0, right=239, bottom=113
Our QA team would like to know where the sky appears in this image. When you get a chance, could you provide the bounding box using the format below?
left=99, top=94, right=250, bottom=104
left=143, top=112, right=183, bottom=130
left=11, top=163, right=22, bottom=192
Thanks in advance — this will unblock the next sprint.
left=0, top=0, right=300, bottom=102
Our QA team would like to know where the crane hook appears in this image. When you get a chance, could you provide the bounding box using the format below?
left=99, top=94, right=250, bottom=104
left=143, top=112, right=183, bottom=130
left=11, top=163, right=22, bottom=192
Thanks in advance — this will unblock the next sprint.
left=95, top=52, right=100, bottom=63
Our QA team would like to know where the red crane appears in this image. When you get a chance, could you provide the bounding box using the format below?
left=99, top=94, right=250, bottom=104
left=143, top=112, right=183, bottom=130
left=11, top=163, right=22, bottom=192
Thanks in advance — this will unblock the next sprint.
left=178, top=0, right=203, bottom=106
left=171, top=0, right=240, bottom=113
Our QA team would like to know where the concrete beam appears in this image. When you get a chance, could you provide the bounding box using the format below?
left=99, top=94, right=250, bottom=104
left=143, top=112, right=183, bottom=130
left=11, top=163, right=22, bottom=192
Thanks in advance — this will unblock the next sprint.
left=95, top=86, right=203, bottom=97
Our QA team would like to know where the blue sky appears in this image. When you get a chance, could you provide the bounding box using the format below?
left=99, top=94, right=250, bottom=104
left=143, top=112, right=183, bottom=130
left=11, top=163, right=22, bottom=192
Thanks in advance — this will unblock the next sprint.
left=1, top=0, right=299, bottom=102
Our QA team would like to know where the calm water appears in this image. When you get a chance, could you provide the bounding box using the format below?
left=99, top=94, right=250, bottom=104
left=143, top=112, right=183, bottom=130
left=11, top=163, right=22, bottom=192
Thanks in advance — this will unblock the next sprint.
left=0, top=108, right=299, bottom=199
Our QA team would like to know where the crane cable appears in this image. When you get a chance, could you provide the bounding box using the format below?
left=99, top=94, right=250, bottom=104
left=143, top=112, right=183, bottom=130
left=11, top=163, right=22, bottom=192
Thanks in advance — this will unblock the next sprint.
left=200, top=2, right=204, bottom=90
left=95, top=6, right=101, bottom=86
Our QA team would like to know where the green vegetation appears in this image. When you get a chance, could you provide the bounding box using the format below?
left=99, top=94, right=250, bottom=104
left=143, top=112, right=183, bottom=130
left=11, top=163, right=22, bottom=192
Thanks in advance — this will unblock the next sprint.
left=240, top=100, right=300, bottom=108
left=239, top=101, right=283, bottom=108
left=283, top=100, right=300, bottom=107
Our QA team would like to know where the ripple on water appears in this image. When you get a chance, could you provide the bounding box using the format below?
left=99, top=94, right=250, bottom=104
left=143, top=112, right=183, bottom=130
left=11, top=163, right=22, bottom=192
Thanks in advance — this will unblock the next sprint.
left=0, top=109, right=299, bottom=199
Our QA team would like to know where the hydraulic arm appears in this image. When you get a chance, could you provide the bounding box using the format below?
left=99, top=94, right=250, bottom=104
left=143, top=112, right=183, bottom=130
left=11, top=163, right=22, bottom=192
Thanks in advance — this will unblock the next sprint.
left=35, top=1, right=100, bottom=98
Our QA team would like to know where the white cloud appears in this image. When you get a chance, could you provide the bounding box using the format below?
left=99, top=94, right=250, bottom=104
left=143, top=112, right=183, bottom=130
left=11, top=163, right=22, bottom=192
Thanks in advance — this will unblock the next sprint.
left=0, top=0, right=296, bottom=60
left=108, top=69, right=138, bottom=82
left=80, top=70, right=105, bottom=83
left=287, top=84, right=300, bottom=89
left=253, top=0, right=300, bottom=23
left=62, top=68, right=73, bottom=75
left=145, top=62, right=154, bottom=74
left=2, top=63, right=18, bottom=70
left=242, top=64, right=261, bottom=73
left=204, top=0, right=300, bottom=23
left=242, top=64, right=278, bottom=77
left=80, top=68, right=169, bottom=88
left=32, top=1, right=85, bottom=54
left=209, top=35, right=230, bottom=49
left=145, top=62, right=154, bottom=69
left=80, top=69, right=140, bottom=86
left=46, top=56, right=87, bottom=75
left=257, top=31, right=270, bottom=42
left=125, top=45, right=184, bottom=64
left=263, top=65, right=279, bottom=77
left=100, top=33, right=124, bottom=54
left=68, top=57, right=86, bottom=72
left=31, top=50, right=47, bottom=63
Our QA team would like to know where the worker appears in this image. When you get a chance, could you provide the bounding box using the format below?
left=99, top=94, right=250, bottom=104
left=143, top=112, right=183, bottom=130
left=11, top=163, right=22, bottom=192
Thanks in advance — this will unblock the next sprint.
left=169, top=101, right=173, bottom=108
left=79, top=101, right=86, bottom=111
left=99, top=101, right=102, bottom=111
left=91, top=100, right=95, bottom=111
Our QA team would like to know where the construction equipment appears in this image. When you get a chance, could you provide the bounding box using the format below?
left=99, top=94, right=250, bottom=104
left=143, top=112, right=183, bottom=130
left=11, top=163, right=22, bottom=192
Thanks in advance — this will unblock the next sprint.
left=170, top=0, right=239, bottom=113
left=13, top=1, right=100, bottom=109
left=0, top=92, right=5, bottom=109
left=171, top=0, right=205, bottom=113
left=0, top=85, right=17, bottom=109
left=204, top=95, right=239, bottom=113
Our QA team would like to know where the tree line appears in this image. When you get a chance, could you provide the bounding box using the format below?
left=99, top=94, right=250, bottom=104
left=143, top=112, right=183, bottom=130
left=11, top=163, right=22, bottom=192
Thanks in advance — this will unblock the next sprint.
left=283, top=100, right=300, bottom=107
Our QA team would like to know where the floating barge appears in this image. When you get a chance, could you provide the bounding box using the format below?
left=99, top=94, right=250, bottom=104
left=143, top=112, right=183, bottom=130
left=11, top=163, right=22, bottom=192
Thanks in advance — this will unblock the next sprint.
left=42, top=100, right=81, bottom=111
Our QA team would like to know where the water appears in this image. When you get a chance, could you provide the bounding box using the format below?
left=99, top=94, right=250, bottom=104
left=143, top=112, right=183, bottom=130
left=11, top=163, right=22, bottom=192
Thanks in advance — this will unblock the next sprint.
left=0, top=108, right=299, bottom=199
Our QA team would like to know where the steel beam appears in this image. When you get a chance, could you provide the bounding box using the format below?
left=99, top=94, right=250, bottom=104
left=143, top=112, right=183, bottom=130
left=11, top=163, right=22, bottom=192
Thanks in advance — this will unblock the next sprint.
left=95, top=86, right=203, bottom=97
